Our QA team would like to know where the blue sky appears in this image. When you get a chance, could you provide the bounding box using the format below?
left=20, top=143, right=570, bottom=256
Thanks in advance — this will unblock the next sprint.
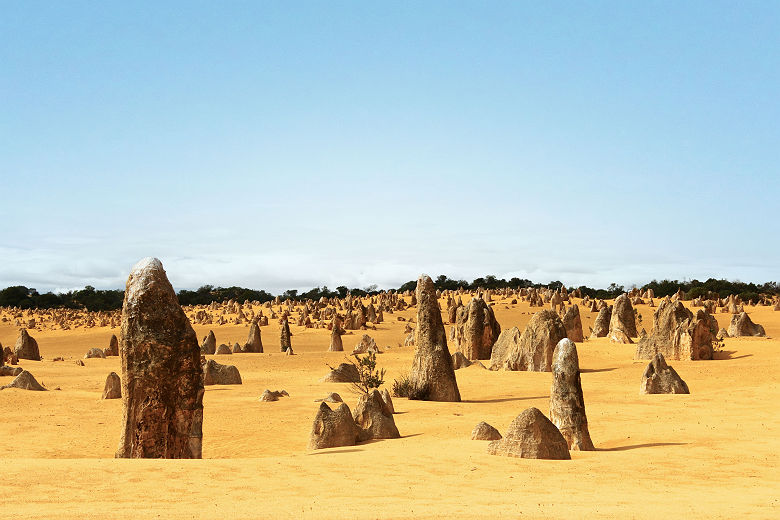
left=1, top=1, right=778, bottom=294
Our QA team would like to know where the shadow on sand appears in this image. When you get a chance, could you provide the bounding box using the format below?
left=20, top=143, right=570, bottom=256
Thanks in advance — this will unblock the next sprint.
left=598, top=442, right=689, bottom=452
left=714, top=351, right=753, bottom=360
left=462, top=396, right=547, bottom=404
left=581, top=367, right=618, bottom=373
left=307, top=448, right=364, bottom=455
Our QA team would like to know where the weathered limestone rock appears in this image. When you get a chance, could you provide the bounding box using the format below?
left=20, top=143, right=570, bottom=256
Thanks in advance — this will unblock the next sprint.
left=352, top=334, right=380, bottom=355
left=635, top=299, right=714, bottom=360
left=308, top=402, right=360, bottom=450
left=408, top=275, right=461, bottom=401
left=487, top=407, right=570, bottom=460
left=259, top=389, right=289, bottom=402
left=609, top=294, right=637, bottom=338
left=490, top=310, right=567, bottom=372
left=202, top=359, right=242, bottom=385
left=14, top=329, right=41, bottom=361
left=105, top=334, right=119, bottom=356
left=102, top=372, right=121, bottom=399
left=451, top=351, right=472, bottom=369
left=609, top=329, right=634, bottom=344
left=201, top=330, right=217, bottom=355
left=315, top=392, right=343, bottom=403
left=454, top=297, right=501, bottom=360
left=329, top=318, right=344, bottom=351
left=280, top=319, right=292, bottom=352
left=562, top=304, right=584, bottom=342
left=0, top=365, right=23, bottom=377
left=590, top=306, right=612, bottom=338
left=244, top=321, right=263, bottom=353
left=321, top=362, right=360, bottom=383
left=549, top=339, right=594, bottom=451
left=640, top=353, right=689, bottom=394
left=352, top=389, right=400, bottom=441
left=215, top=344, right=232, bottom=355
left=0, top=370, right=46, bottom=391
left=116, top=257, right=204, bottom=459
left=85, top=347, right=106, bottom=359
left=379, top=388, right=395, bottom=414
left=727, top=312, right=766, bottom=337
left=471, top=421, right=502, bottom=440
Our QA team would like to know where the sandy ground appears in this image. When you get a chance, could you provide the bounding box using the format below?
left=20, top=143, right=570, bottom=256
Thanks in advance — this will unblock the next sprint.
left=1, top=297, right=778, bottom=519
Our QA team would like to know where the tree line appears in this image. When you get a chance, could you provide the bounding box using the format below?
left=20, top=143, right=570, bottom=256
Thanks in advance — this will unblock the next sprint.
left=0, top=276, right=776, bottom=312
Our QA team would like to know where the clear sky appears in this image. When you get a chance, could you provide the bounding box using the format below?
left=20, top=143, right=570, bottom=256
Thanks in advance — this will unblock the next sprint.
left=1, top=1, right=778, bottom=294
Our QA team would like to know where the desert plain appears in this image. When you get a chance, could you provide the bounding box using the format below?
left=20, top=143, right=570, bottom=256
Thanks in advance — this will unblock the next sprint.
left=1, top=291, right=778, bottom=519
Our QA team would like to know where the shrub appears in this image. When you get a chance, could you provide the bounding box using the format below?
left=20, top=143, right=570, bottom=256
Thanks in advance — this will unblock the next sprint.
left=347, top=351, right=385, bottom=396
left=392, top=373, right=430, bottom=400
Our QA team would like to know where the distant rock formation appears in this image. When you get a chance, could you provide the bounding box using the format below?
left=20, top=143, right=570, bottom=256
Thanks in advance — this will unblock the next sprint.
left=14, top=329, right=41, bottom=361
left=727, top=312, right=766, bottom=337
left=102, top=372, right=121, bottom=399
left=490, top=310, right=567, bottom=372
left=454, top=297, right=500, bottom=360
left=562, top=305, right=584, bottom=342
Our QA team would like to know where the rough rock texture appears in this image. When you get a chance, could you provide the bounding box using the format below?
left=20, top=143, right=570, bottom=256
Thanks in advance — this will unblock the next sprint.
left=549, top=339, right=594, bottom=451
left=116, top=257, right=204, bottom=459
left=352, top=389, right=400, bottom=441
left=379, top=388, right=395, bottom=414
left=352, top=334, right=380, bottom=354
left=609, top=329, right=634, bottom=344
left=202, top=359, right=242, bottom=385
left=308, top=402, right=360, bottom=450
left=329, top=319, right=344, bottom=352
left=635, top=299, right=714, bottom=360
left=102, top=372, right=121, bottom=399
left=14, top=329, right=41, bottom=361
left=471, top=421, right=502, bottom=440
left=454, top=297, right=501, bottom=360
left=490, top=310, right=567, bottom=372
left=451, top=351, right=472, bottom=369
left=244, top=322, right=263, bottom=353
left=487, top=407, right=571, bottom=460
left=408, top=275, right=461, bottom=401
left=200, top=331, right=217, bottom=355
left=315, top=392, right=343, bottom=403
left=85, top=347, right=106, bottom=359
left=215, top=344, right=232, bottom=355
left=640, top=354, right=689, bottom=394
left=259, top=389, right=289, bottom=402
left=280, top=319, right=292, bottom=352
left=0, top=365, right=23, bottom=377
left=321, top=362, right=360, bottom=383
left=562, top=305, right=584, bottom=342
left=727, top=312, right=766, bottom=337
left=590, top=306, right=612, bottom=338
left=1, top=370, right=46, bottom=391
left=105, top=334, right=119, bottom=356
left=609, top=294, right=637, bottom=338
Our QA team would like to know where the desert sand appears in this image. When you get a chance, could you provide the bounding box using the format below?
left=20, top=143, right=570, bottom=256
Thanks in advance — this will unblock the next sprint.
left=1, top=295, right=778, bottom=519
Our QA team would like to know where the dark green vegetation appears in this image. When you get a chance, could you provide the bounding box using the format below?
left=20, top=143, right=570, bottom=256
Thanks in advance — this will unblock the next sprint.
left=1, top=276, right=776, bottom=312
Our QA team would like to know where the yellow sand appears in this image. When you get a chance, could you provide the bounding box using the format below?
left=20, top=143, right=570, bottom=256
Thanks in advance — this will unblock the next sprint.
left=1, top=297, right=778, bottom=519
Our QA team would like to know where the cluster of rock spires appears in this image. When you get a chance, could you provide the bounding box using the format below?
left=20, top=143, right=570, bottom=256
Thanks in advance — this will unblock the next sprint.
left=2, top=266, right=774, bottom=462
left=308, top=389, right=399, bottom=449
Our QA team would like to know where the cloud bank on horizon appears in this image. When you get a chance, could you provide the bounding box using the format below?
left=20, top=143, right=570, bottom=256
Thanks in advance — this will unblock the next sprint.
left=1, top=3, right=778, bottom=294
